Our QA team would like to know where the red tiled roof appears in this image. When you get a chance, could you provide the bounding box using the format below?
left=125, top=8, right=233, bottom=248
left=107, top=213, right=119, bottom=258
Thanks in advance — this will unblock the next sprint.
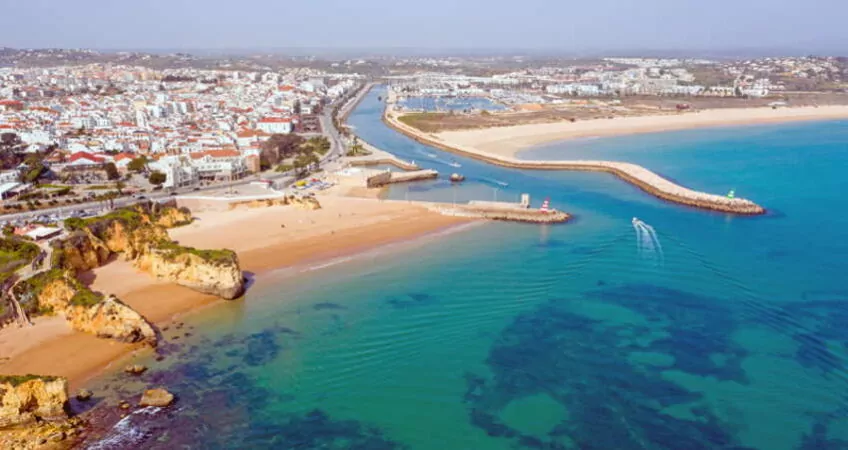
left=69, top=151, right=105, bottom=164
left=258, top=117, right=292, bottom=123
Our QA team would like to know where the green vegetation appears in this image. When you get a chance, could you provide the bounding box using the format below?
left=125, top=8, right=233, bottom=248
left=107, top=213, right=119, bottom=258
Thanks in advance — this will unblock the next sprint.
left=15, top=268, right=102, bottom=312
left=301, top=136, right=331, bottom=155
left=127, top=156, right=148, bottom=172
left=149, top=171, right=167, bottom=186
left=39, top=184, right=70, bottom=189
left=85, top=185, right=112, bottom=190
left=0, top=374, right=59, bottom=386
left=155, top=239, right=237, bottom=266
left=0, top=237, right=41, bottom=284
left=275, top=164, right=294, bottom=173
left=104, top=162, right=120, bottom=180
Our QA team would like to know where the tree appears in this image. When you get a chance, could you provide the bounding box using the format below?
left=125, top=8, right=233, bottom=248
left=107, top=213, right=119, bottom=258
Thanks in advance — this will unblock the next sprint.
left=148, top=171, right=167, bottom=186
left=293, top=153, right=319, bottom=177
left=127, top=156, right=148, bottom=173
left=115, top=180, right=126, bottom=195
left=104, top=162, right=120, bottom=180
left=261, top=134, right=305, bottom=165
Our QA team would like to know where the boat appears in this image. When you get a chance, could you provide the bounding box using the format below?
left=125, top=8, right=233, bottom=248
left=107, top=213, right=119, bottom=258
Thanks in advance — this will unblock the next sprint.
left=448, top=160, right=461, bottom=168
left=450, top=173, right=465, bottom=182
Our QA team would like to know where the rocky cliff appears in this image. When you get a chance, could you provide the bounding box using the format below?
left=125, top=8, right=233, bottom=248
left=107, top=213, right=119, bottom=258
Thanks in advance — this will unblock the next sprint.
left=14, top=270, right=156, bottom=345
left=136, top=244, right=244, bottom=299
left=52, top=204, right=243, bottom=300
left=227, top=195, right=321, bottom=211
left=0, top=376, right=68, bottom=429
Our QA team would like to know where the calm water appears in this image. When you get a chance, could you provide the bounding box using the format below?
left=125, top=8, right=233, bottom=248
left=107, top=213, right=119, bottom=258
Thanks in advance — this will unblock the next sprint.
left=85, top=88, right=848, bottom=449
left=398, top=96, right=506, bottom=112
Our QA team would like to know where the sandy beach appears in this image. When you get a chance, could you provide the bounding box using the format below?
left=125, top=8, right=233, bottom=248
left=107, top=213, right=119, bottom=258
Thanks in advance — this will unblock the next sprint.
left=435, top=105, right=848, bottom=158
left=0, top=195, right=472, bottom=389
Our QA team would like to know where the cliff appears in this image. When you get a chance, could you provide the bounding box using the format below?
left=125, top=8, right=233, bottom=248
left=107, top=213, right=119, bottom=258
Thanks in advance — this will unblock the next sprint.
left=0, top=376, right=68, bottom=429
left=227, top=195, right=321, bottom=211
left=14, top=270, right=156, bottom=345
left=53, top=204, right=244, bottom=300
left=136, top=243, right=244, bottom=299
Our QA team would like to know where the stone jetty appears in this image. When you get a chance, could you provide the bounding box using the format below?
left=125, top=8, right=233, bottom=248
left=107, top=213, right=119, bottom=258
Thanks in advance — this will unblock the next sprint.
left=366, top=169, right=438, bottom=188
left=347, top=140, right=420, bottom=171
left=382, top=93, right=764, bottom=216
left=427, top=200, right=569, bottom=224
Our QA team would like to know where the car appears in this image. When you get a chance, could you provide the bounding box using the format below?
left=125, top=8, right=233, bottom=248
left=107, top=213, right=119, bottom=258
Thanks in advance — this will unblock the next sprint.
left=136, top=195, right=147, bottom=200
left=193, top=187, right=200, bottom=191
left=169, top=192, right=177, bottom=196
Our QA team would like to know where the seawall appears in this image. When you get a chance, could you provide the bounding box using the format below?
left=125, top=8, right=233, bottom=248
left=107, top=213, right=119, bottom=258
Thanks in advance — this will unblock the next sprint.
left=381, top=93, right=765, bottom=216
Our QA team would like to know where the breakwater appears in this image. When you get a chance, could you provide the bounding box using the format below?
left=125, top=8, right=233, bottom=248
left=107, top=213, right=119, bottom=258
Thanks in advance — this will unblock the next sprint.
left=426, top=202, right=570, bottom=224
left=347, top=140, right=420, bottom=171
left=367, top=169, right=438, bottom=188
left=382, top=94, right=765, bottom=215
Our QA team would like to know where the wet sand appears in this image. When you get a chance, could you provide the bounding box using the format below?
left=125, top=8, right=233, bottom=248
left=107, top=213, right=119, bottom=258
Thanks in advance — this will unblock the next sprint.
left=0, top=195, right=473, bottom=390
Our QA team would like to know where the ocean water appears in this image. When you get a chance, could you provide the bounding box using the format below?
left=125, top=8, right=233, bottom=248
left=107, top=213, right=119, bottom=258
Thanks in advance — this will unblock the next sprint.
left=84, top=88, right=848, bottom=449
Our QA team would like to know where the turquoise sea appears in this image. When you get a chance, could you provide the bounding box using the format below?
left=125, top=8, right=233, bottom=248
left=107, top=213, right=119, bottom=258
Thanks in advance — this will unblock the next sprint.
left=84, top=88, right=848, bottom=449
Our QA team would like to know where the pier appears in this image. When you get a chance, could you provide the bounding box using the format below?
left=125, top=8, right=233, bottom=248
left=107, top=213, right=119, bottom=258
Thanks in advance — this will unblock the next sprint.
left=366, top=169, right=438, bottom=188
left=346, top=140, right=420, bottom=171
left=382, top=90, right=765, bottom=215
left=426, top=200, right=569, bottom=224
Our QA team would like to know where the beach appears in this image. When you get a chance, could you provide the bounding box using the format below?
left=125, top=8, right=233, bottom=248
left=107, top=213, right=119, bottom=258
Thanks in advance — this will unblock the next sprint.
left=0, top=195, right=473, bottom=390
left=434, top=105, right=848, bottom=158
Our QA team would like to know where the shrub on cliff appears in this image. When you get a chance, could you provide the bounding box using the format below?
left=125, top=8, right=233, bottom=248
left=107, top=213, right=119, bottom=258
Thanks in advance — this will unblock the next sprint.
left=0, top=374, right=58, bottom=386
left=154, top=240, right=238, bottom=267
left=0, top=237, right=41, bottom=284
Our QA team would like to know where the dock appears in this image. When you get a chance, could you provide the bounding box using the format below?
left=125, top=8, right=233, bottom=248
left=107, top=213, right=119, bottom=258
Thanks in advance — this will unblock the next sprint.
left=382, top=91, right=765, bottom=216
left=367, top=169, right=438, bottom=188
left=347, top=140, right=420, bottom=171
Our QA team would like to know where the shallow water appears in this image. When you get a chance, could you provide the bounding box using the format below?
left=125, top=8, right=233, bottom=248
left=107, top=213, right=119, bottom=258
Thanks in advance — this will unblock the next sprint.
left=85, top=87, right=848, bottom=449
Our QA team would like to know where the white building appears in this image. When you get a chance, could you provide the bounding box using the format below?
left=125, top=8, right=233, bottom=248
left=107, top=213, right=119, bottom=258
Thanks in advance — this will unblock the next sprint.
left=148, top=155, right=199, bottom=188
left=257, top=118, right=293, bottom=134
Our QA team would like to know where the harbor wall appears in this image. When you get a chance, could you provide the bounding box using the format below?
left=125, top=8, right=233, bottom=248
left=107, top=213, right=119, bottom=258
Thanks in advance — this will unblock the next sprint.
left=381, top=96, right=765, bottom=216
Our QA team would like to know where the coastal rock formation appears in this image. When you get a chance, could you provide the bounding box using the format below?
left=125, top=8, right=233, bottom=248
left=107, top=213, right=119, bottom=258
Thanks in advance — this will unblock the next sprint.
left=0, top=376, right=68, bottom=428
left=139, top=388, right=174, bottom=407
left=228, top=195, right=321, bottom=211
left=14, top=270, right=156, bottom=345
left=135, top=248, right=244, bottom=299
left=66, top=296, right=156, bottom=344
left=52, top=204, right=244, bottom=300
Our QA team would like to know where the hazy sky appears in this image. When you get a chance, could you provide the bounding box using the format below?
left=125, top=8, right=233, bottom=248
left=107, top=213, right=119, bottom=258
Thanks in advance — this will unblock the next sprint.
left=2, top=0, right=844, bottom=53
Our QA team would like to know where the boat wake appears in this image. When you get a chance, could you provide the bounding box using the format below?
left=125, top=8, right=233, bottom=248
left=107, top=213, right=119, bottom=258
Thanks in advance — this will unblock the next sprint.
left=632, top=217, right=664, bottom=265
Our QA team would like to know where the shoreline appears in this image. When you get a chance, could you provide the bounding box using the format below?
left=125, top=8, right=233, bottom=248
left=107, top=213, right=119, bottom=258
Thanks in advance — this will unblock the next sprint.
left=383, top=93, right=772, bottom=215
left=434, top=105, right=848, bottom=158
left=0, top=195, right=476, bottom=390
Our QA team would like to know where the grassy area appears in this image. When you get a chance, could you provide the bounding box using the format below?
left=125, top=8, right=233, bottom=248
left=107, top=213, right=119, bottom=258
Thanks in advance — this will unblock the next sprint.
left=155, top=239, right=238, bottom=266
left=39, top=184, right=71, bottom=189
left=0, top=374, right=59, bottom=386
left=85, top=185, right=112, bottom=190
left=14, top=268, right=102, bottom=313
left=275, top=164, right=294, bottom=173
left=0, top=237, right=41, bottom=284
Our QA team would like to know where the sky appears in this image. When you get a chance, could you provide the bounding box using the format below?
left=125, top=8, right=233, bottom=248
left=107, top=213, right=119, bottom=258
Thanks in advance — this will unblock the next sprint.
left=1, top=0, right=845, bottom=55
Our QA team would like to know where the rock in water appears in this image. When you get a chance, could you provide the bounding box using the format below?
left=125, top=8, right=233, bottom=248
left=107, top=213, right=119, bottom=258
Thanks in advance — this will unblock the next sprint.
left=75, top=389, right=93, bottom=401
left=0, top=376, right=69, bottom=428
left=124, top=364, right=148, bottom=375
left=69, top=296, right=157, bottom=345
left=139, top=388, right=175, bottom=407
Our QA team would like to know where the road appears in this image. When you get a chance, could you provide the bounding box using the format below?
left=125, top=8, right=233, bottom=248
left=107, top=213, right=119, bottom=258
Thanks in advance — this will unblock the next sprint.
left=0, top=86, right=372, bottom=224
